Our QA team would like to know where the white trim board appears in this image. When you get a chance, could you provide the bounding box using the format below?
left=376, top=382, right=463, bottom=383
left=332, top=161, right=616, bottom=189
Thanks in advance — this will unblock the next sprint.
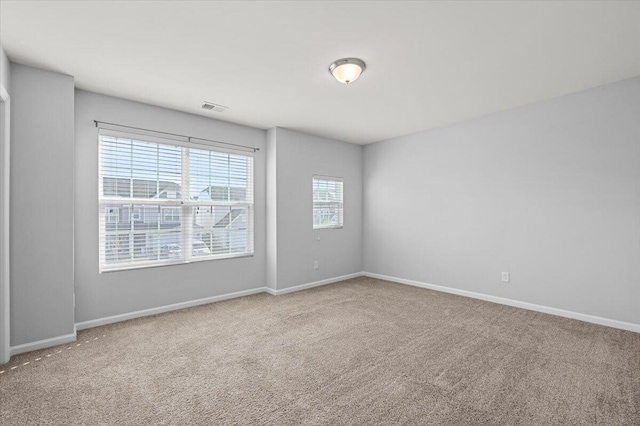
left=0, top=83, right=10, bottom=364
left=272, top=272, right=363, bottom=296
left=76, top=272, right=364, bottom=331
left=75, top=287, right=267, bottom=331
left=362, top=272, right=640, bottom=333
left=10, top=330, right=77, bottom=357
left=7, top=288, right=269, bottom=360
left=9, top=270, right=636, bottom=360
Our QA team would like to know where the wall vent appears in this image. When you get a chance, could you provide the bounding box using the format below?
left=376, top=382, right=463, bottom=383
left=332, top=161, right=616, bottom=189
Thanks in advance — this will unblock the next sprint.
left=202, top=102, right=228, bottom=113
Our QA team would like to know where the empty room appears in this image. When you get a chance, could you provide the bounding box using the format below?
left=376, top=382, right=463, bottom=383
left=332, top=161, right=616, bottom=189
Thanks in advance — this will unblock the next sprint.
left=0, top=1, right=639, bottom=424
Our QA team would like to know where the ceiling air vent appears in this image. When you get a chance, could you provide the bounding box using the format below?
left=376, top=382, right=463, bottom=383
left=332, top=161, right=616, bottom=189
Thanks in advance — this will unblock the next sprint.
left=202, top=102, right=228, bottom=113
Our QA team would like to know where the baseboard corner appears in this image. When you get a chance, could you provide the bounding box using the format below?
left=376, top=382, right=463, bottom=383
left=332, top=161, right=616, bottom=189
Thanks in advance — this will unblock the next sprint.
left=10, top=330, right=77, bottom=357
left=273, top=271, right=364, bottom=296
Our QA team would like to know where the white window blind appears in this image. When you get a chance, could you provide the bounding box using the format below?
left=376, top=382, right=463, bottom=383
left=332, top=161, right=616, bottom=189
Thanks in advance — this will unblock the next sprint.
left=98, top=129, right=254, bottom=272
left=312, top=176, right=343, bottom=229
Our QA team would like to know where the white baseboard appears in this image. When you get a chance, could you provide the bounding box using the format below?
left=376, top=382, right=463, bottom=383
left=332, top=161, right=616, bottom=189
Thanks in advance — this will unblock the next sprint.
left=273, top=272, right=364, bottom=295
left=19, top=270, right=635, bottom=358
left=362, top=272, right=640, bottom=333
left=75, top=287, right=267, bottom=331
left=10, top=330, right=77, bottom=357
left=9, top=270, right=635, bottom=361
left=76, top=273, right=364, bottom=331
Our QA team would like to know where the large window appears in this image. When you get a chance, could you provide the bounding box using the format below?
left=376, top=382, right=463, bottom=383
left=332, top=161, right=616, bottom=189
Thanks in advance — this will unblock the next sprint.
left=98, top=129, right=254, bottom=272
left=313, top=176, right=343, bottom=229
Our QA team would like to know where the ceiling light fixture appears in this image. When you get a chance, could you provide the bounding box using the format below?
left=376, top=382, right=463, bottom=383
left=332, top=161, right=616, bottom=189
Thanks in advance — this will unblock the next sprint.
left=329, top=58, right=366, bottom=85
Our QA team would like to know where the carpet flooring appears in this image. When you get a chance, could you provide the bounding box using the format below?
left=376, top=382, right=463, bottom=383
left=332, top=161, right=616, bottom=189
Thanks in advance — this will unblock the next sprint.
left=1, top=277, right=638, bottom=425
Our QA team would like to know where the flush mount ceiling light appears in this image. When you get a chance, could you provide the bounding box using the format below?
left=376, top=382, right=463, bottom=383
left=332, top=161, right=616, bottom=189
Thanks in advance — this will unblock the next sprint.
left=329, top=58, right=366, bottom=85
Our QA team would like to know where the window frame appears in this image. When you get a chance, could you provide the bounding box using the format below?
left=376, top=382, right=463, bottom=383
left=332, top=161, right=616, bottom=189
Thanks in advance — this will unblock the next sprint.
left=312, top=175, right=344, bottom=230
left=98, top=129, right=255, bottom=273
left=132, top=207, right=143, bottom=222
left=160, top=206, right=180, bottom=224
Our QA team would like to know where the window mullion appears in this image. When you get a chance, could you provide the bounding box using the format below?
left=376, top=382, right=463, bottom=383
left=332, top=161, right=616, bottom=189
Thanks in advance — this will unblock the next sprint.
left=128, top=142, right=134, bottom=261
left=98, top=140, right=106, bottom=267
left=181, top=147, right=192, bottom=262
left=227, top=154, right=231, bottom=202
left=156, top=144, right=160, bottom=262
left=129, top=205, right=134, bottom=262
left=246, top=157, right=252, bottom=253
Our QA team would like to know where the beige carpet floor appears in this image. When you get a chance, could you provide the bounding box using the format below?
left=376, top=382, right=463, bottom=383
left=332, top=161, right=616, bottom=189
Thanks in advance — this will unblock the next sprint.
left=0, top=277, right=638, bottom=425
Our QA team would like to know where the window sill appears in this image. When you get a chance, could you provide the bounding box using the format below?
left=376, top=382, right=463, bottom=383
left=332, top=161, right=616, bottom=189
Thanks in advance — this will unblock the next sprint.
left=99, top=252, right=255, bottom=274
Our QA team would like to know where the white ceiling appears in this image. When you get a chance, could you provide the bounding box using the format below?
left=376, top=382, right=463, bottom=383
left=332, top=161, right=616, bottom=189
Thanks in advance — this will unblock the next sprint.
left=1, top=1, right=639, bottom=144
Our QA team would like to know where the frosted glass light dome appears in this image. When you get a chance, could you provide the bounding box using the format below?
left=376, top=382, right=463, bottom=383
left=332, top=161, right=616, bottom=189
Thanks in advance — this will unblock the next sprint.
left=329, top=58, right=366, bottom=85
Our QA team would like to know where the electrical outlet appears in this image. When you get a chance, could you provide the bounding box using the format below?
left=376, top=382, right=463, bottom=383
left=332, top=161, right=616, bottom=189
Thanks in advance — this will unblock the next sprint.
left=501, top=272, right=510, bottom=283
left=314, top=261, right=319, bottom=270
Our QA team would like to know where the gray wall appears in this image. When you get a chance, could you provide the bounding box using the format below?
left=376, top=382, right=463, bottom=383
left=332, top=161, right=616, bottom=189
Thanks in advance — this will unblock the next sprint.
left=363, top=76, right=640, bottom=325
left=0, top=45, right=9, bottom=91
left=10, top=64, right=75, bottom=345
left=271, top=128, right=363, bottom=290
left=265, top=128, right=277, bottom=291
left=0, top=44, right=10, bottom=363
left=74, top=90, right=266, bottom=323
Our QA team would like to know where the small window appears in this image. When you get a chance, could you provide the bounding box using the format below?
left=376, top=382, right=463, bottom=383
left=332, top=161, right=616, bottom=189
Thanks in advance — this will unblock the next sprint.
left=313, top=176, right=343, bottom=229
left=132, top=207, right=144, bottom=222
left=106, top=207, right=120, bottom=224
left=161, top=207, right=181, bottom=223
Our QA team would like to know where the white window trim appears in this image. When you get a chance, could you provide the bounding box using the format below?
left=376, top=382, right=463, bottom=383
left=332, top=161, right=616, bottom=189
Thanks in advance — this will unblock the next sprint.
left=98, top=130, right=255, bottom=273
